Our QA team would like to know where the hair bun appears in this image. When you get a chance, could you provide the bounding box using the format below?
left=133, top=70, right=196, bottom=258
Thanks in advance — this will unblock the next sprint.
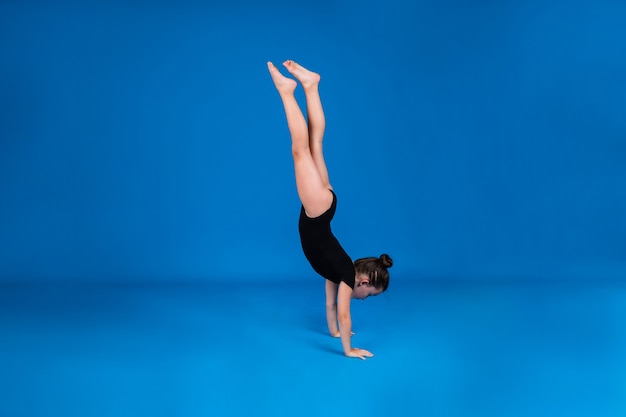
left=379, top=254, right=393, bottom=268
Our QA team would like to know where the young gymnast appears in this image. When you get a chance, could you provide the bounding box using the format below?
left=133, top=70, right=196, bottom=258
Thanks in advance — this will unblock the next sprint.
left=267, top=60, right=393, bottom=360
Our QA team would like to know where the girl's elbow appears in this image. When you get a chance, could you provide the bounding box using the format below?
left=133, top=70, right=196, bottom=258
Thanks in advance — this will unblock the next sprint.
left=338, top=313, right=350, bottom=323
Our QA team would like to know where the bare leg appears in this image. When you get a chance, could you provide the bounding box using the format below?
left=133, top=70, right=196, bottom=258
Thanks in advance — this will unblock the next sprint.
left=267, top=62, right=332, bottom=217
left=283, top=60, right=331, bottom=189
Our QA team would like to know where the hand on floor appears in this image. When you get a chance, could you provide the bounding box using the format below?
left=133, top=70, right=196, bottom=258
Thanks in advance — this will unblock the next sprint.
left=331, top=331, right=355, bottom=338
left=346, top=348, right=374, bottom=360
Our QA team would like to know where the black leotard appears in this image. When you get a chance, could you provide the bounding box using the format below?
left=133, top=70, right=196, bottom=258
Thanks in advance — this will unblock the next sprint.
left=298, top=190, right=355, bottom=289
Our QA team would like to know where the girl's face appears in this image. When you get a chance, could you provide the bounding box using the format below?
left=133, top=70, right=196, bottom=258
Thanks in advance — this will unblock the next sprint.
left=352, top=279, right=383, bottom=300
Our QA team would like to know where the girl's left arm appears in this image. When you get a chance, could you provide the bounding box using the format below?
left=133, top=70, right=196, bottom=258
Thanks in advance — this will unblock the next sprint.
left=337, top=282, right=374, bottom=360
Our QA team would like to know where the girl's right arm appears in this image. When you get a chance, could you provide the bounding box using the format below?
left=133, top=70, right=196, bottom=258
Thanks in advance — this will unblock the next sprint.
left=325, top=280, right=340, bottom=336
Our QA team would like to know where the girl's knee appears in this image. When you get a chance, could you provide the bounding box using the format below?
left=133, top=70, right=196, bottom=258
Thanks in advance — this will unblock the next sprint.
left=292, top=146, right=312, bottom=159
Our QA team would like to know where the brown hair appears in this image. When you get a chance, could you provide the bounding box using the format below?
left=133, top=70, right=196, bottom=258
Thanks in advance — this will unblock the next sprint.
left=354, top=254, right=393, bottom=291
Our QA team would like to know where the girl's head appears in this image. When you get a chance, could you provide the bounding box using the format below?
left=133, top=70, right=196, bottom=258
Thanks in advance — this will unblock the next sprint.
left=352, top=254, right=393, bottom=300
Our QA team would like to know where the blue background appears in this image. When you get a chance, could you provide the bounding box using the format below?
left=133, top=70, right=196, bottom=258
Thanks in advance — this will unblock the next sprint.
left=1, top=2, right=626, bottom=417
left=1, top=0, right=625, bottom=283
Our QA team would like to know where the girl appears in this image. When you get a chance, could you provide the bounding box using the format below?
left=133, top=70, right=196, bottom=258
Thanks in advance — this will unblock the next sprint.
left=267, top=60, right=393, bottom=360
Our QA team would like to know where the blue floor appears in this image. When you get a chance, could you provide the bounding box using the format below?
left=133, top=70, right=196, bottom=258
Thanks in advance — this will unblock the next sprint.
left=1, top=279, right=625, bottom=417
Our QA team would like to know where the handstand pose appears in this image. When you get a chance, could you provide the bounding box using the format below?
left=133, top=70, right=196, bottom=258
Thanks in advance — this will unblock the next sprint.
left=268, top=60, right=393, bottom=360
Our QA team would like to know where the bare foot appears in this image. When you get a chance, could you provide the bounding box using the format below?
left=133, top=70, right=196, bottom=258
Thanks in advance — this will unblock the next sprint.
left=267, top=61, right=297, bottom=95
left=283, top=60, right=320, bottom=89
